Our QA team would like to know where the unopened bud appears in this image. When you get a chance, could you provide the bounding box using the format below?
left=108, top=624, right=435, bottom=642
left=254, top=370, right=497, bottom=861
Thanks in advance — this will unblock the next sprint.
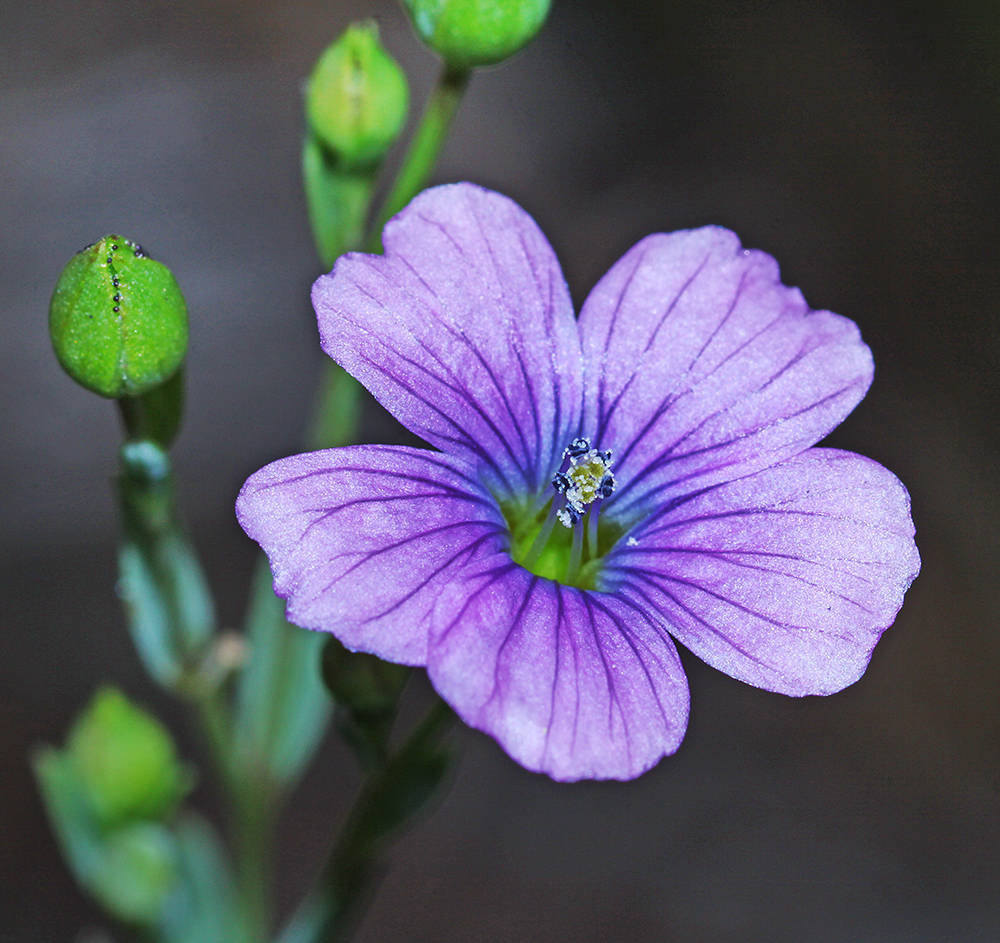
left=49, top=236, right=188, bottom=399
left=67, top=687, right=192, bottom=830
left=306, top=22, right=409, bottom=167
left=401, top=0, right=551, bottom=68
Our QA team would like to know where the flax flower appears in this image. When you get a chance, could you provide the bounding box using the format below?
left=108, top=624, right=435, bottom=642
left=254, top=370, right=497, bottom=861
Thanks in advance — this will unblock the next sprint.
left=237, top=183, right=919, bottom=781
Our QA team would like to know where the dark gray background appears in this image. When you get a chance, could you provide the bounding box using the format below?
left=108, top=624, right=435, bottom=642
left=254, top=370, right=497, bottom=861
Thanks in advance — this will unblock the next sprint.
left=3, top=1, right=999, bottom=940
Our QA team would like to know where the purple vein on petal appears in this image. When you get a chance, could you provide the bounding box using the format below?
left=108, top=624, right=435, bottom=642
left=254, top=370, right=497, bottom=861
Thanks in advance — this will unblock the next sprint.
left=608, top=380, right=867, bottom=519
left=336, top=267, right=531, bottom=489
left=611, top=544, right=883, bottom=586
left=595, top=248, right=649, bottom=439
left=619, top=565, right=855, bottom=642
left=596, top=252, right=710, bottom=442
left=353, top=347, right=522, bottom=494
left=542, top=583, right=573, bottom=768
left=589, top=593, right=674, bottom=730
left=311, top=526, right=504, bottom=624
left=580, top=592, right=631, bottom=760
left=488, top=574, right=540, bottom=710
left=609, top=296, right=793, bottom=471
left=605, top=549, right=877, bottom=613
left=616, top=573, right=777, bottom=670
left=434, top=560, right=521, bottom=648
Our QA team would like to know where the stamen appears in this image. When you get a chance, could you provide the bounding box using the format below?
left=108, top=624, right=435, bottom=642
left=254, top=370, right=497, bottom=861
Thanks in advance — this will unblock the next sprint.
left=565, top=516, right=584, bottom=584
left=510, top=435, right=619, bottom=589
left=554, top=437, right=616, bottom=528
left=521, top=498, right=561, bottom=570
left=586, top=501, right=600, bottom=557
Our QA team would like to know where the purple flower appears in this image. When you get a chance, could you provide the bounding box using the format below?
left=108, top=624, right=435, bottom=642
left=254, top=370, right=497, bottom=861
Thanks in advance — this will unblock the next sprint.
left=237, top=183, right=919, bottom=781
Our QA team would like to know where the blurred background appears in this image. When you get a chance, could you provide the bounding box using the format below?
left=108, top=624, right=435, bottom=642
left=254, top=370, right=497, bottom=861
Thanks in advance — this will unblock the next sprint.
left=3, top=0, right=999, bottom=940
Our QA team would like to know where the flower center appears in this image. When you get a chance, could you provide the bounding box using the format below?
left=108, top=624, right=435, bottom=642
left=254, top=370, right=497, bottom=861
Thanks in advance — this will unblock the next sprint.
left=502, top=437, right=623, bottom=590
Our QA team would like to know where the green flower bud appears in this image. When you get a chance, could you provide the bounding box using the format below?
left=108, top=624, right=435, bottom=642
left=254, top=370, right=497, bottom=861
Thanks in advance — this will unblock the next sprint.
left=401, top=0, right=551, bottom=68
left=49, top=236, right=188, bottom=399
left=306, top=22, right=409, bottom=167
left=322, top=635, right=410, bottom=769
left=67, top=687, right=192, bottom=831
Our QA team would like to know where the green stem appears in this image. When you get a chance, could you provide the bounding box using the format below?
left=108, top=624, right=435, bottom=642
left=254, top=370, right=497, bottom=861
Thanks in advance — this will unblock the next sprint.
left=232, top=773, right=277, bottom=943
left=117, top=368, right=185, bottom=448
left=367, top=65, right=471, bottom=251
left=181, top=656, right=276, bottom=943
left=277, top=698, right=456, bottom=943
left=115, top=438, right=277, bottom=941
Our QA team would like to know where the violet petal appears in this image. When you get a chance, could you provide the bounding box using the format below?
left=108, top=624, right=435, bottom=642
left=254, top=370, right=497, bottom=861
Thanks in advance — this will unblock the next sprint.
left=578, top=227, right=874, bottom=521
left=311, top=183, right=583, bottom=498
left=236, top=445, right=506, bottom=665
left=604, top=448, right=920, bottom=695
left=429, top=558, right=690, bottom=781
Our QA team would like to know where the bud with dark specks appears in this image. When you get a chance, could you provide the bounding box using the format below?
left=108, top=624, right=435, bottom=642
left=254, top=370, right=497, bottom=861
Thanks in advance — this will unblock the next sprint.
left=49, top=236, right=188, bottom=398
left=401, top=0, right=552, bottom=68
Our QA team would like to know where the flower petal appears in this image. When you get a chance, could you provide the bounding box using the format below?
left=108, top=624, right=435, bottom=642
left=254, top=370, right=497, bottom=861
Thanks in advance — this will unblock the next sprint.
left=578, top=227, right=874, bottom=522
left=428, top=559, right=690, bottom=781
left=312, top=183, right=583, bottom=500
left=236, top=445, right=506, bottom=665
left=603, top=448, right=920, bottom=695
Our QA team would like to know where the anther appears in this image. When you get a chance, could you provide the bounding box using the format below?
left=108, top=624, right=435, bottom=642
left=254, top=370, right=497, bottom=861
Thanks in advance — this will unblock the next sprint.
left=553, top=436, right=617, bottom=528
left=557, top=505, right=581, bottom=528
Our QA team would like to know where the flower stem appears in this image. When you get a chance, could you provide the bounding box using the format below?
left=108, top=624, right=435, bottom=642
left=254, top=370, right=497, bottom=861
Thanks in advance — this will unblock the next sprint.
left=232, top=771, right=277, bottom=942
left=366, top=65, right=471, bottom=252
left=277, top=697, right=456, bottom=943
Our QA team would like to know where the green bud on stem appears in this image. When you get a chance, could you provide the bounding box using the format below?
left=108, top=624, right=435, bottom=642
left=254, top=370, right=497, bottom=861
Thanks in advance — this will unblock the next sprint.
left=67, top=686, right=193, bottom=831
left=401, top=0, right=551, bottom=68
left=322, top=635, right=410, bottom=771
left=306, top=22, right=409, bottom=168
left=49, top=236, right=188, bottom=399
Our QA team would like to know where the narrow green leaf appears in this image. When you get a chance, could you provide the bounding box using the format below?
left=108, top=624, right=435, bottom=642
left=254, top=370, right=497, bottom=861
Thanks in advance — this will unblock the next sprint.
left=117, top=442, right=215, bottom=687
left=118, top=540, right=182, bottom=686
